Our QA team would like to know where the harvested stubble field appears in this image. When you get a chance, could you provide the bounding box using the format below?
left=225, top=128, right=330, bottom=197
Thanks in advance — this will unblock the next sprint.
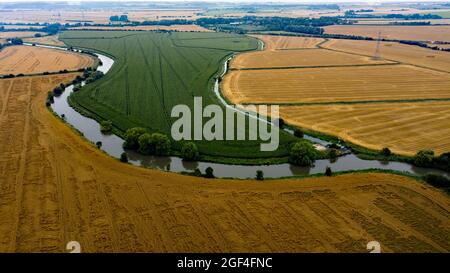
left=250, top=35, right=325, bottom=50
left=230, top=48, right=392, bottom=69
left=223, top=35, right=450, bottom=155
left=322, top=39, right=450, bottom=73
left=223, top=65, right=450, bottom=104
left=351, top=19, right=450, bottom=25
left=324, top=25, right=450, bottom=43
left=0, top=31, right=44, bottom=39
left=279, top=102, right=450, bottom=156
left=23, top=34, right=66, bottom=47
left=0, top=24, right=45, bottom=29
left=0, top=45, right=94, bottom=75
left=0, top=9, right=203, bottom=24
left=69, top=25, right=212, bottom=32
left=0, top=74, right=449, bottom=252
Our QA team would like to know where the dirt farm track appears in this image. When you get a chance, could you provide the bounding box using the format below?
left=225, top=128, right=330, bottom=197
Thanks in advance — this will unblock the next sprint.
left=0, top=73, right=449, bottom=252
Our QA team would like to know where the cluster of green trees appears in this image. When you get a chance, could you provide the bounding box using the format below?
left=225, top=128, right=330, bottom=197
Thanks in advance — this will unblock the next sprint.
left=46, top=92, right=54, bottom=106
left=8, top=37, right=23, bottom=45
left=46, top=68, right=98, bottom=106
left=52, top=83, right=66, bottom=96
left=289, top=141, right=318, bottom=167
left=189, top=167, right=215, bottom=178
left=109, top=15, right=129, bottom=22
left=413, top=150, right=450, bottom=172
left=196, top=16, right=347, bottom=35
left=0, top=22, right=65, bottom=34
left=84, top=70, right=104, bottom=84
left=390, top=21, right=431, bottom=26
left=423, top=174, right=450, bottom=190
left=122, top=127, right=202, bottom=161
left=100, top=120, right=113, bottom=133
left=344, top=11, right=442, bottom=20
left=383, top=13, right=442, bottom=20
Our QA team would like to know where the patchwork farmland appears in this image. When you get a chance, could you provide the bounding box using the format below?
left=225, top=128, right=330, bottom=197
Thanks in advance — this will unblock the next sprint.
left=68, top=25, right=212, bottom=32
left=230, top=48, right=392, bottom=69
left=0, top=31, right=44, bottom=40
left=322, top=39, right=450, bottom=73
left=23, top=34, right=66, bottom=47
left=250, top=35, right=325, bottom=50
left=59, top=30, right=297, bottom=160
left=0, top=1, right=449, bottom=256
left=223, top=34, right=450, bottom=155
left=279, top=102, right=450, bottom=156
left=224, top=65, right=450, bottom=104
left=1, top=72, right=447, bottom=252
left=0, top=45, right=94, bottom=75
left=324, top=25, right=450, bottom=43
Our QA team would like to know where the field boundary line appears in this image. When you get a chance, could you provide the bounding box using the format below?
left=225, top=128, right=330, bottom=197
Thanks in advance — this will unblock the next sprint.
left=240, top=97, right=450, bottom=106
left=319, top=40, right=450, bottom=75
left=232, top=62, right=401, bottom=71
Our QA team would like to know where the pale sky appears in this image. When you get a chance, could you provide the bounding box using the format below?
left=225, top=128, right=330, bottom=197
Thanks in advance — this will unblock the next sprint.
left=0, top=0, right=448, bottom=3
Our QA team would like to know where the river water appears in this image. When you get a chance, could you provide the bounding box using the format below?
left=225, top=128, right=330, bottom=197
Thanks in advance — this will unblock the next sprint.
left=34, top=43, right=449, bottom=179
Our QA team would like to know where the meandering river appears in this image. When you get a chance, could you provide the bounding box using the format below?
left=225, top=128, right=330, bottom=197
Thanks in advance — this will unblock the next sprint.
left=30, top=43, right=449, bottom=179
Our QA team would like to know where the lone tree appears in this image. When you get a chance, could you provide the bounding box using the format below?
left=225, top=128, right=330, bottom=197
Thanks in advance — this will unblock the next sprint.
left=193, top=168, right=202, bottom=177
left=181, top=142, right=199, bottom=161
left=436, top=152, right=450, bottom=170
left=328, top=149, right=338, bottom=159
left=137, top=132, right=171, bottom=156
left=96, top=141, right=102, bottom=149
left=256, top=170, right=264, bottom=181
left=151, top=133, right=171, bottom=156
left=381, top=147, right=392, bottom=157
left=414, top=150, right=435, bottom=167
left=294, top=128, right=304, bottom=138
left=100, top=120, right=113, bottom=133
left=205, top=167, right=215, bottom=178
left=325, top=166, right=332, bottom=176
left=289, top=141, right=317, bottom=166
left=137, top=133, right=153, bottom=155
left=120, top=152, right=128, bottom=163
left=423, top=174, right=450, bottom=188
left=47, top=92, right=54, bottom=104
left=123, top=127, right=147, bottom=150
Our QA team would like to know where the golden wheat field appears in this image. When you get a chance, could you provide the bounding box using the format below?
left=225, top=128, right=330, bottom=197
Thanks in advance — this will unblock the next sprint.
left=324, top=25, right=450, bottom=43
left=23, top=34, right=65, bottom=47
left=0, top=74, right=449, bottom=252
left=0, top=9, right=202, bottom=24
left=351, top=19, right=450, bottom=25
left=230, top=48, right=392, bottom=69
left=0, top=31, right=44, bottom=39
left=223, top=64, right=450, bottom=104
left=250, top=35, right=325, bottom=50
left=279, top=102, right=450, bottom=156
left=322, top=39, right=450, bottom=72
left=0, top=45, right=94, bottom=75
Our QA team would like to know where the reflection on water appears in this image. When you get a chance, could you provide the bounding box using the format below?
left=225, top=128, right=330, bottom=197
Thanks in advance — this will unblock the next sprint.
left=44, top=44, right=450, bottom=179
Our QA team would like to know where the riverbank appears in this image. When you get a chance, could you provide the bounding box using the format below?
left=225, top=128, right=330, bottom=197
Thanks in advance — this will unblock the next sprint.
left=37, top=41, right=448, bottom=179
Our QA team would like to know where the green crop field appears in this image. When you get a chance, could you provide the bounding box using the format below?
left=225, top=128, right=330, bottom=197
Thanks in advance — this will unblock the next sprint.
left=59, top=30, right=297, bottom=161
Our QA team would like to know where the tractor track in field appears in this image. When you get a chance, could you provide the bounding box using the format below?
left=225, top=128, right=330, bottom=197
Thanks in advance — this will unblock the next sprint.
left=136, top=36, right=172, bottom=132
